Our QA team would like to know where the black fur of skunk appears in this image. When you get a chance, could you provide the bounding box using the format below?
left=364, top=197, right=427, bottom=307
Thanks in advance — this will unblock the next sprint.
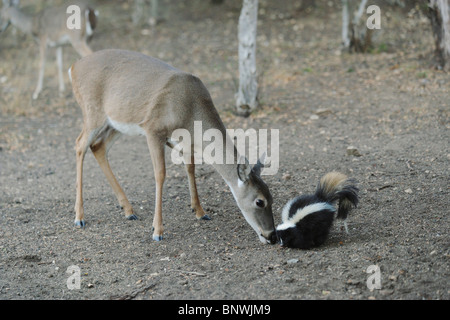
left=276, top=172, right=359, bottom=249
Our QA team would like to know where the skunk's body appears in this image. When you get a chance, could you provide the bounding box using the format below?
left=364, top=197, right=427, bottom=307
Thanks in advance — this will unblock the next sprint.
left=276, top=172, right=359, bottom=249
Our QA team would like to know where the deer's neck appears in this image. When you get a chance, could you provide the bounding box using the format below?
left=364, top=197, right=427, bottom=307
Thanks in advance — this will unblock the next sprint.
left=207, top=130, right=241, bottom=193
left=10, top=8, right=34, bottom=35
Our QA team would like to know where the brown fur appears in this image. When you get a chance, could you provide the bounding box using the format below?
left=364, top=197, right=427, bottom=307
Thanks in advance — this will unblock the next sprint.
left=70, top=49, right=276, bottom=243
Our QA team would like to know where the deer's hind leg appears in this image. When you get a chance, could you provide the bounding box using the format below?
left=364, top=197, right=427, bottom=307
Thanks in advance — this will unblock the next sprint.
left=90, top=125, right=137, bottom=221
left=146, top=133, right=166, bottom=241
left=74, top=129, right=89, bottom=227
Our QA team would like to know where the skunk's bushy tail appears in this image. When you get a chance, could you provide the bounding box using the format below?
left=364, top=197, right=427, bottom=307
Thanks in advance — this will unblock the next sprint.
left=315, top=172, right=359, bottom=220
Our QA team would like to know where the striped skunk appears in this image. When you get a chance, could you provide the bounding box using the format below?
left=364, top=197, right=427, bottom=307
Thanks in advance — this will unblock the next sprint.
left=276, top=172, right=359, bottom=249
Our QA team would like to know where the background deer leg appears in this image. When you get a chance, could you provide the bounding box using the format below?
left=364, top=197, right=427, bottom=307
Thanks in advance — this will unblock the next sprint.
left=33, top=39, right=47, bottom=99
left=56, top=46, right=65, bottom=96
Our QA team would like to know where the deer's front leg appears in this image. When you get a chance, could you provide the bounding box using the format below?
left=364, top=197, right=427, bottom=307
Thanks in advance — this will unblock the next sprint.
left=33, top=40, right=47, bottom=100
left=185, top=159, right=209, bottom=220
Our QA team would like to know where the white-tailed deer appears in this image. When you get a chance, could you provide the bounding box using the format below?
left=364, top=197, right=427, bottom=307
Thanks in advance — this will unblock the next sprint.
left=69, top=49, right=277, bottom=244
left=0, top=0, right=97, bottom=99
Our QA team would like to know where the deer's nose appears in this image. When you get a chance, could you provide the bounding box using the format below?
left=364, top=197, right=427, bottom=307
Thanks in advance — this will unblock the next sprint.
left=265, top=230, right=278, bottom=244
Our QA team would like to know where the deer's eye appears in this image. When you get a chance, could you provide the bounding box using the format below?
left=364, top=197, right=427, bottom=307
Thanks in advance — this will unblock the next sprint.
left=255, top=199, right=265, bottom=208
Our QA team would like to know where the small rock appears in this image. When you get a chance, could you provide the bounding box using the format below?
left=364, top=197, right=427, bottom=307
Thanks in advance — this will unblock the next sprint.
left=87, top=283, right=94, bottom=288
left=282, top=173, right=291, bottom=180
left=315, top=108, right=332, bottom=116
left=347, top=146, right=362, bottom=157
left=149, top=17, right=157, bottom=27
left=404, top=188, right=413, bottom=194
left=347, top=279, right=360, bottom=285
left=420, top=78, right=429, bottom=87
left=309, top=114, right=319, bottom=120
left=287, top=258, right=299, bottom=264
left=389, top=275, right=398, bottom=282
left=178, top=279, right=188, bottom=286
left=380, top=289, right=394, bottom=296
left=285, top=278, right=295, bottom=284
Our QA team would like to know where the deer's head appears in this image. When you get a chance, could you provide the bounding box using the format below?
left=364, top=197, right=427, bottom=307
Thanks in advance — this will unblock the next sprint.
left=233, top=155, right=276, bottom=244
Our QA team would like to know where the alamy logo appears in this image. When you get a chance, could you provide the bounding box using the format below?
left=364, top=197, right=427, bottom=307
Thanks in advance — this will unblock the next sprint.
left=170, top=121, right=279, bottom=175
left=366, top=5, right=381, bottom=30
left=66, top=5, right=81, bottom=30
left=366, top=265, right=381, bottom=290
left=66, top=265, right=81, bottom=290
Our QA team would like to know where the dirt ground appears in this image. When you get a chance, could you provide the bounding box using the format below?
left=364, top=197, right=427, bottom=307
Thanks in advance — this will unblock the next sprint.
left=0, top=0, right=448, bottom=300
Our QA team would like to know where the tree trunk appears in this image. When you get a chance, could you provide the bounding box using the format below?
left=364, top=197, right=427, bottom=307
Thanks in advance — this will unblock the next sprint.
left=342, top=0, right=350, bottom=48
left=132, top=0, right=145, bottom=26
left=132, top=0, right=161, bottom=26
left=236, top=0, right=258, bottom=117
left=428, top=0, right=450, bottom=70
left=342, top=0, right=374, bottom=53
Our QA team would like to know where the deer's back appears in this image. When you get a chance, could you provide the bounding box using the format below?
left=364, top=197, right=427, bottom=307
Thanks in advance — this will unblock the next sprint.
left=71, top=49, right=222, bottom=134
left=36, top=1, right=92, bottom=41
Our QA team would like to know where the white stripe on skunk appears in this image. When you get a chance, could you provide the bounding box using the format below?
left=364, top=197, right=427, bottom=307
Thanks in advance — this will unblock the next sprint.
left=276, top=172, right=359, bottom=249
left=277, top=202, right=336, bottom=231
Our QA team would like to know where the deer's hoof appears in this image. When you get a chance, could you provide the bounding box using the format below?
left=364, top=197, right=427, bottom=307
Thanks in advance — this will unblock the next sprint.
left=200, top=214, right=211, bottom=221
left=126, top=214, right=138, bottom=220
left=152, top=235, right=163, bottom=241
left=74, top=220, right=85, bottom=228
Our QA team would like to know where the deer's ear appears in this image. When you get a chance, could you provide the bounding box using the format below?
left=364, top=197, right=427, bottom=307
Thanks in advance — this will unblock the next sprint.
left=237, top=156, right=251, bottom=183
left=252, top=152, right=267, bottom=177
left=4, top=0, right=19, bottom=7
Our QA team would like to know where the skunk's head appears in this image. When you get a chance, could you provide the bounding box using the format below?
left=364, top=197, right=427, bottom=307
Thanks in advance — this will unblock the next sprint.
left=276, top=223, right=304, bottom=248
